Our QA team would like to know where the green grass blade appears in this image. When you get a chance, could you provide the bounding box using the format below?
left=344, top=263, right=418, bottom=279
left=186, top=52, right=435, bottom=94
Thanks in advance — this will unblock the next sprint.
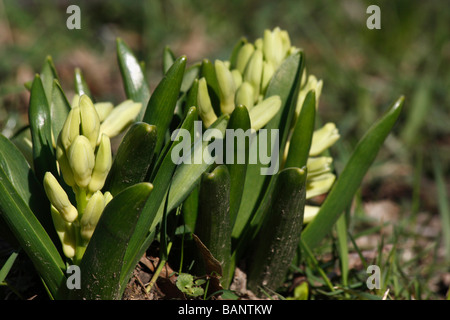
left=302, top=96, right=404, bottom=250
left=0, top=251, right=19, bottom=283
left=143, top=55, right=187, bottom=156
left=75, top=182, right=153, bottom=300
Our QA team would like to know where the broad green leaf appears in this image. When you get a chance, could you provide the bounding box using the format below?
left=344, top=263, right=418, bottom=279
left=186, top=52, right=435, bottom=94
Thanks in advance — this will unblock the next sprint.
left=302, top=96, right=404, bottom=250
left=104, top=122, right=157, bottom=196
left=143, top=55, right=186, bottom=156
left=196, top=165, right=232, bottom=288
left=233, top=51, right=304, bottom=239
left=247, top=167, right=307, bottom=294
left=119, top=107, right=198, bottom=290
left=74, top=67, right=92, bottom=98
left=28, top=75, right=57, bottom=182
left=225, top=105, right=251, bottom=229
left=74, top=182, right=153, bottom=300
left=117, top=38, right=151, bottom=118
left=0, top=135, right=55, bottom=239
left=181, top=63, right=201, bottom=93
left=284, top=90, right=316, bottom=169
left=0, top=152, right=66, bottom=299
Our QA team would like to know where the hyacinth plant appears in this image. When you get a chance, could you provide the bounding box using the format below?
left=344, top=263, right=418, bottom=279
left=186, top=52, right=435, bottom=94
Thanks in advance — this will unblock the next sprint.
left=0, top=27, right=403, bottom=300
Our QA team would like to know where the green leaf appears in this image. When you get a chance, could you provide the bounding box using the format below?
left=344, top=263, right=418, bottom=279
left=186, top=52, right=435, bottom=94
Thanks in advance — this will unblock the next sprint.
left=104, top=122, right=157, bottom=196
left=200, top=59, right=221, bottom=116
left=284, top=90, right=316, bottom=168
left=166, top=114, right=229, bottom=212
left=0, top=137, right=66, bottom=299
left=181, top=63, right=201, bottom=93
left=74, top=68, right=92, bottom=98
left=119, top=107, right=198, bottom=291
left=143, top=55, right=187, bottom=156
left=116, top=38, right=151, bottom=118
left=50, top=80, right=71, bottom=144
left=163, top=45, right=176, bottom=74
left=40, top=56, right=59, bottom=105
left=196, top=165, right=232, bottom=288
left=74, top=182, right=153, bottom=300
left=247, top=167, right=307, bottom=294
left=302, top=96, right=404, bottom=250
left=0, top=251, right=19, bottom=283
left=225, top=105, right=251, bottom=229
left=28, top=74, right=57, bottom=182
left=229, top=37, right=247, bottom=70
left=233, top=51, right=304, bottom=239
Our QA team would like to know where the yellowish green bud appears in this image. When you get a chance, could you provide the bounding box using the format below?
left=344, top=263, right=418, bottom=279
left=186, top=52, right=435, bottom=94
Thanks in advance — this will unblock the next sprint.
left=88, top=134, right=112, bottom=194
left=43, top=172, right=78, bottom=223
left=80, top=95, right=101, bottom=149
left=303, top=205, right=320, bottom=224
left=99, top=100, right=142, bottom=139
left=249, top=95, right=281, bottom=130
left=243, top=49, right=263, bottom=101
left=60, top=107, right=81, bottom=151
left=236, top=43, right=255, bottom=74
left=51, top=205, right=76, bottom=259
left=80, top=191, right=105, bottom=242
left=261, top=61, right=275, bottom=94
left=235, top=82, right=255, bottom=110
left=279, top=29, right=291, bottom=58
left=56, top=137, right=75, bottom=187
left=309, top=122, right=340, bottom=156
left=103, top=191, right=113, bottom=206
left=307, top=156, right=333, bottom=179
left=254, top=38, right=263, bottom=51
left=68, top=135, right=95, bottom=188
left=231, top=69, right=242, bottom=89
left=94, top=102, right=114, bottom=122
left=263, top=29, right=283, bottom=67
left=197, top=77, right=218, bottom=128
left=306, top=173, right=336, bottom=199
left=71, top=94, right=80, bottom=108
left=215, top=60, right=237, bottom=115
left=296, top=75, right=323, bottom=116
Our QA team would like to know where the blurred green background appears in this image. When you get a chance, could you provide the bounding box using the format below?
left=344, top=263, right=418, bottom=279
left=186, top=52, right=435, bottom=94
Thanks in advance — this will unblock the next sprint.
left=0, top=0, right=449, bottom=298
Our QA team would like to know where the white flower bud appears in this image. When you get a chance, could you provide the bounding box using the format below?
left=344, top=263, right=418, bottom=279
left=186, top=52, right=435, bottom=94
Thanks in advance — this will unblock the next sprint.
left=68, top=135, right=95, bottom=188
left=43, top=172, right=78, bottom=223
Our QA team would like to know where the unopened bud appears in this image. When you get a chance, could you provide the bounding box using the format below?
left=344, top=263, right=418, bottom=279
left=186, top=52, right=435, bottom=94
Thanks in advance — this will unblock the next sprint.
left=99, top=100, right=142, bottom=139
left=309, top=123, right=339, bottom=156
left=236, top=43, right=255, bottom=74
left=231, top=69, right=242, bottom=89
left=103, top=191, right=113, bottom=206
left=50, top=205, right=76, bottom=259
left=56, top=138, right=75, bottom=187
left=249, top=95, right=281, bottom=130
left=303, top=205, right=320, bottom=224
left=306, top=173, right=336, bottom=199
left=94, top=102, right=114, bottom=122
left=261, top=61, right=275, bottom=94
left=80, top=191, right=105, bottom=242
left=235, top=82, right=255, bottom=110
left=215, top=60, right=237, bottom=115
left=197, top=77, right=218, bottom=128
left=263, top=28, right=283, bottom=67
left=68, top=135, right=95, bottom=188
left=80, top=95, right=100, bottom=149
left=43, top=172, right=78, bottom=223
left=88, top=134, right=112, bottom=193
left=71, top=94, right=80, bottom=108
left=60, top=107, right=81, bottom=151
left=243, top=49, right=263, bottom=101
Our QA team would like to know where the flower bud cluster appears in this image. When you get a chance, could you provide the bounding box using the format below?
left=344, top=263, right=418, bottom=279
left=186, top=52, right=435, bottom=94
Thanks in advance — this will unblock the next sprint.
left=43, top=94, right=141, bottom=262
left=198, top=27, right=298, bottom=131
